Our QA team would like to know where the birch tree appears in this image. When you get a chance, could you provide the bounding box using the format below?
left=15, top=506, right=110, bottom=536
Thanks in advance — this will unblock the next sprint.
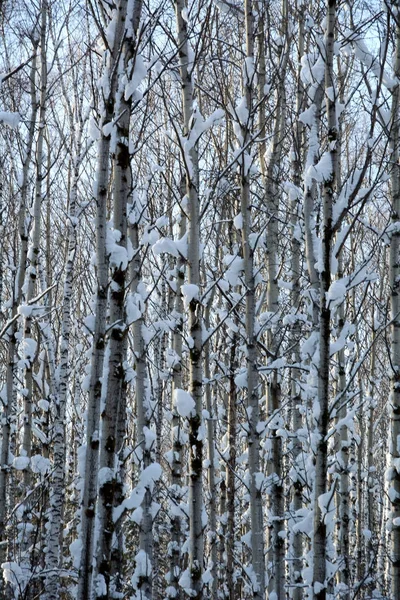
left=22, top=0, right=47, bottom=496
left=389, top=4, right=400, bottom=596
left=312, top=1, right=338, bottom=596
left=289, top=7, right=306, bottom=598
left=174, top=1, right=204, bottom=595
left=76, top=3, right=126, bottom=596
left=239, top=1, right=265, bottom=595
left=94, top=1, right=143, bottom=597
left=0, top=36, right=39, bottom=586
left=43, top=7, right=89, bottom=596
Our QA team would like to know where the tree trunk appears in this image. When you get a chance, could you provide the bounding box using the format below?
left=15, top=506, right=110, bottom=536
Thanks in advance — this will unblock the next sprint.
left=43, top=30, right=85, bottom=596
left=95, top=2, right=143, bottom=598
left=23, top=0, right=47, bottom=495
left=76, top=5, right=128, bottom=595
left=240, top=1, right=265, bottom=596
left=312, top=1, right=337, bottom=598
left=259, top=3, right=289, bottom=594
left=290, top=11, right=305, bottom=598
left=389, top=8, right=400, bottom=597
left=0, top=38, right=39, bottom=587
left=174, top=0, right=204, bottom=595
left=167, top=197, right=186, bottom=600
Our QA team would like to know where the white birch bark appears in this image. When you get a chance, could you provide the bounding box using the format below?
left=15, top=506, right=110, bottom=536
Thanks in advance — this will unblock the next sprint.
left=312, top=1, right=337, bottom=597
left=167, top=198, right=186, bottom=600
left=174, top=0, right=204, bottom=594
left=389, top=7, right=400, bottom=596
left=13, top=18, right=48, bottom=593
left=94, top=2, right=143, bottom=598
left=290, top=12, right=305, bottom=598
left=130, top=212, right=154, bottom=599
left=43, top=36, right=85, bottom=597
left=226, top=313, right=238, bottom=600
left=76, top=5, right=129, bottom=596
left=258, top=4, right=289, bottom=594
left=22, top=0, right=47, bottom=494
left=95, top=99, right=130, bottom=594
left=0, top=40, right=39, bottom=578
left=241, top=1, right=264, bottom=595
left=356, top=368, right=364, bottom=586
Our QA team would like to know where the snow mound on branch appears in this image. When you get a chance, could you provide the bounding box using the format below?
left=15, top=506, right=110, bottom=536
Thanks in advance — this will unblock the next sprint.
left=132, top=550, right=152, bottom=590
left=30, top=454, right=50, bottom=474
left=305, top=152, right=332, bottom=187
left=2, top=562, right=29, bottom=589
left=179, top=569, right=196, bottom=596
left=233, top=213, right=243, bottom=230
left=21, top=338, right=37, bottom=361
left=107, top=228, right=128, bottom=270
left=125, top=55, right=148, bottom=101
left=140, top=463, right=162, bottom=492
left=70, top=539, right=82, bottom=568
left=126, top=292, right=143, bottom=323
left=0, top=111, right=20, bottom=128
left=318, top=489, right=335, bottom=518
left=38, top=399, right=49, bottom=412
left=94, top=574, right=107, bottom=597
left=152, top=234, right=188, bottom=259
left=174, top=389, right=195, bottom=418
left=326, top=280, right=346, bottom=307
left=223, top=254, right=244, bottom=286
left=181, top=284, right=199, bottom=309
left=13, top=456, right=30, bottom=470
left=299, top=104, right=316, bottom=127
